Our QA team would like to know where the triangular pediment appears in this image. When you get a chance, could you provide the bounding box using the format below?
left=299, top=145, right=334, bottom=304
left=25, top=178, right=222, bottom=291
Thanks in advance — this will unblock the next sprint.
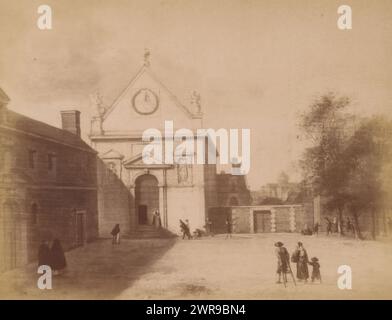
left=123, top=153, right=173, bottom=169
left=99, top=149, right=124, bottom=160
left=101, top=65, right=200, bottom=135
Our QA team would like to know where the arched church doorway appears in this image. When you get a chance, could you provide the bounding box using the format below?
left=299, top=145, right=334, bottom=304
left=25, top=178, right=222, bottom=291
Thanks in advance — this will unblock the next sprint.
left=135, top=174, right=159, bottom=225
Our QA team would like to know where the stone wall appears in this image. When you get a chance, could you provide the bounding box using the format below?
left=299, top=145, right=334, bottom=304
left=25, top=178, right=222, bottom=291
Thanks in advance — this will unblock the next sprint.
left=96, top=159, right=132, bottom=237
left=0, top=122, right=98, bottom=272
left=208, top=205, right=308, bottom=234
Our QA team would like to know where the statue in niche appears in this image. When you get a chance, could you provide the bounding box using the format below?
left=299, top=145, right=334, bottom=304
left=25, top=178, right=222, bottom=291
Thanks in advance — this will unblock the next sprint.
left=177, top=158, right=192, bottom=184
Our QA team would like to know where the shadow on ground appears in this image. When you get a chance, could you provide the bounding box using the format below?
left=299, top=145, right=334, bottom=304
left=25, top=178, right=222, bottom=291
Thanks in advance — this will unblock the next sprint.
left=0, top=238, right=177, bottom=299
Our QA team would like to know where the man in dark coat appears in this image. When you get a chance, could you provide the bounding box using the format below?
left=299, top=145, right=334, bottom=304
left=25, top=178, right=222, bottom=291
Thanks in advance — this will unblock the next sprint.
left=50, top=239, right=67, bottom=275
left=38, top=240, right=51, bottom=268
left=180, top=219, right=192, bottom=239
left=275, top=241, right=290, bottom=284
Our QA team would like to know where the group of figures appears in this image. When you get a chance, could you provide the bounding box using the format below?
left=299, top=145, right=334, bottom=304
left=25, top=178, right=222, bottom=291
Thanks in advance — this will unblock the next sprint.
left=38, top=239, right=67, bottom=275
left=300, top=216, right=360, bottom=237
left=275, top=241, right=321, bottom=287
left=180, top=217, right=236, bottom=240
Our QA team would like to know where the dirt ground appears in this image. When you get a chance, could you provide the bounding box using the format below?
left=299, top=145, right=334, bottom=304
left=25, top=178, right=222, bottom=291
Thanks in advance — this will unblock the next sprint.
left=0, top=233, right=391, bottom=300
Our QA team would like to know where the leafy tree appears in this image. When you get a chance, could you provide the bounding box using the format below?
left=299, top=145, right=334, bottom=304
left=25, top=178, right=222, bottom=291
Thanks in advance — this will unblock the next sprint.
left=343, top=117, right=392, bottom=239
left=300, top=92, right=392, bottom=239
left=299, top=93, right=352, bottom=235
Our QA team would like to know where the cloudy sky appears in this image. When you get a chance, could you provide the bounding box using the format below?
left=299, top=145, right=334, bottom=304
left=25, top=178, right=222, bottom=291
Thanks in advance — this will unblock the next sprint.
left=1, top=0, right=391, bottom=189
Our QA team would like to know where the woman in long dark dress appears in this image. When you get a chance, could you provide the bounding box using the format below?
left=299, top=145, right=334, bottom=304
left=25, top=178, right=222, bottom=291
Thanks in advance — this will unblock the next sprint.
left=51, top=239, right=67, bottom=275
left=293, top=242, right=309, bottom=282
left=38, top=240, right=51, bottom=267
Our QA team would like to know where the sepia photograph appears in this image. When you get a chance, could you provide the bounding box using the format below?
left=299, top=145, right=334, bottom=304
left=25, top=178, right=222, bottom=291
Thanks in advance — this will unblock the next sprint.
left=0, top=0, right=391, bottom=305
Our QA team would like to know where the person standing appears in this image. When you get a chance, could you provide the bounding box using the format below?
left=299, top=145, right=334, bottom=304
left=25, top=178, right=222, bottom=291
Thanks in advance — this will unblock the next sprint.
left=275, top=242, right=290, bottom=284
left=38, top=240, right=51, bottom=268
left=152, top=210, right=162, bottom=229
left=50, top=239, right=67, bottom=275
left=292, top=242, right=309, bottom=282
left=205, top=218, right=214, bottom=236
left=225, top=217, right=233, bottom=239
left=333, top=216, right=338, bottom=233
left=111, top=223, right=120, bottom=245
left=313, top=222, right=319, bottom=236
left=325, top=217, right=332, bottom=236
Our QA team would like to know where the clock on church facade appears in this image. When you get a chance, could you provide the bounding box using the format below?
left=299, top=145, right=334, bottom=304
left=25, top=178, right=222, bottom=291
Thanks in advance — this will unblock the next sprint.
left=132, top=88, right=159, bottom=115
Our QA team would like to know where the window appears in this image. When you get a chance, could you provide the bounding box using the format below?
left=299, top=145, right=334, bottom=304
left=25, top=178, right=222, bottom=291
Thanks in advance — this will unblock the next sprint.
left=47, top=153, right=56, bottom=171
left=28, top=150, right=37, bottom=169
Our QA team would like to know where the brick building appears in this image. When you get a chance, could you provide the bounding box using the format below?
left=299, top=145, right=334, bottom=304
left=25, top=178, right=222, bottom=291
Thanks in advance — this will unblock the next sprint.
left=0, top=88, right=98, bottom=272
left=216, top=171, right=252, bottom=206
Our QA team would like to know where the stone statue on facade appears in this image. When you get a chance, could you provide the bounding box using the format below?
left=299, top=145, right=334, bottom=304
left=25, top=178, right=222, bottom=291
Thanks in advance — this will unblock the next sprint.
left=90, top=90, right=105, bottom=135
left=90, top=90, right=106, bottom=118
left=190, top=90, right=202, bottom=115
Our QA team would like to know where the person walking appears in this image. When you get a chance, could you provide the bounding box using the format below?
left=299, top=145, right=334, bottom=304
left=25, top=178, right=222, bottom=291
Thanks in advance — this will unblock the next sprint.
left=111, top=223, right=120, bottom=245
left=180, top=219, right=192, bottom=239
left=50, top=239, right=67, bottom=275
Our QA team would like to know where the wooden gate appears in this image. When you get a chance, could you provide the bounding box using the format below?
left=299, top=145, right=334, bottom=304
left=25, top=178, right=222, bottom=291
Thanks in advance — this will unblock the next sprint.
left=254, top=210, right=271, bottom=233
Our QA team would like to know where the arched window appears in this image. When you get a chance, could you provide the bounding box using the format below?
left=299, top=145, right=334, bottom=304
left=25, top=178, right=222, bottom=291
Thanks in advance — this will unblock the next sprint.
left=31, top=203, right=38, bottom=225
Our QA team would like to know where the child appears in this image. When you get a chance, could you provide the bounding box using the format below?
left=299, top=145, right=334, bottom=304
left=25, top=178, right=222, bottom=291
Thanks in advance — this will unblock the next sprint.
left=308, top=257, right=321, bottom=283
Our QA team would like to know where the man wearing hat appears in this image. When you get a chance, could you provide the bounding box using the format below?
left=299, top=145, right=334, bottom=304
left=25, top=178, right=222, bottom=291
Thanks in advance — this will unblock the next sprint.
left=275, top=241, right=290, bottom=284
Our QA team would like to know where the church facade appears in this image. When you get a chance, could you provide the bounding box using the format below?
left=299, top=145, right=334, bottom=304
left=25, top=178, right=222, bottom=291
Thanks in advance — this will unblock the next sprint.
left=89, top=60, right=222, bottom=236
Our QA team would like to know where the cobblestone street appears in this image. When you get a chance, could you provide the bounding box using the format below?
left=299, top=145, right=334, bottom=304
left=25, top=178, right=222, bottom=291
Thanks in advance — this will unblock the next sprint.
left=1, top=234, right=391, bottom=299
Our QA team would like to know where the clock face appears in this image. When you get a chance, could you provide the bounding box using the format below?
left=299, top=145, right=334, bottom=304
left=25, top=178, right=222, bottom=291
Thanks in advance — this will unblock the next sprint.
left=132, top=88, right=159, bottom=115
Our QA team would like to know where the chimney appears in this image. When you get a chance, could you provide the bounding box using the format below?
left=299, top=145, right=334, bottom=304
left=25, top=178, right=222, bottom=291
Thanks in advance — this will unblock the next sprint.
left=61, top=110, right=81, bottom=137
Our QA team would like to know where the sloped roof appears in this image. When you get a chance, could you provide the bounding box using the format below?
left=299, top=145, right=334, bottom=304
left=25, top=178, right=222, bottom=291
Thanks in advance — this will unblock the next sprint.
left=0, top=87, right=10, bottom=104
left=2, top=109, right=95, bottom=152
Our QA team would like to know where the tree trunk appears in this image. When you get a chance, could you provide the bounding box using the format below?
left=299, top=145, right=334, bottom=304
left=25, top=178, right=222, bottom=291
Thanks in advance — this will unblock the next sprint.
left=338, top=207, right=344, bottom=236
left=371, top=208, right=377, bottom=240
left=352, top=212, right=363, bottom=240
